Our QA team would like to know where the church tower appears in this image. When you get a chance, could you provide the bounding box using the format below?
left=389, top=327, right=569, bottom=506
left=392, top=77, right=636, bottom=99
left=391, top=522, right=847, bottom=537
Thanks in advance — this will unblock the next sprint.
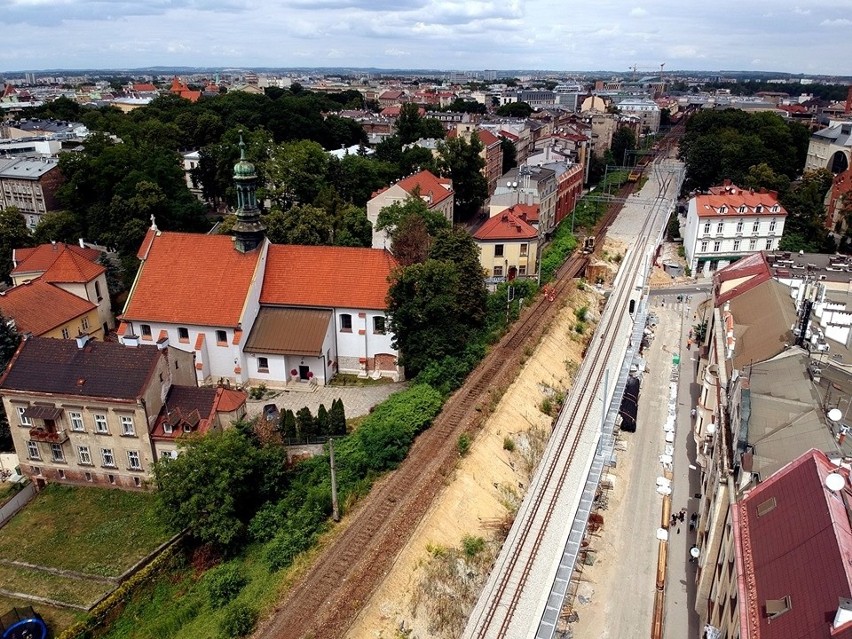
left=232, top=134, right=265, bottom=253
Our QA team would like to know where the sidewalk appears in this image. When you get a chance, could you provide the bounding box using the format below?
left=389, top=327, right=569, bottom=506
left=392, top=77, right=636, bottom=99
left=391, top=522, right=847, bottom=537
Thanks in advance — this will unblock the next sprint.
left=663, top=294, right=705, bottom=638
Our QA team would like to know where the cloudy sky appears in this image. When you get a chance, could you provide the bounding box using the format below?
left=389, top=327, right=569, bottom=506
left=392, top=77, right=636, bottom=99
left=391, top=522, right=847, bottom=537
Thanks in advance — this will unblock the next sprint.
left=2, top=0, right=851, bottom=74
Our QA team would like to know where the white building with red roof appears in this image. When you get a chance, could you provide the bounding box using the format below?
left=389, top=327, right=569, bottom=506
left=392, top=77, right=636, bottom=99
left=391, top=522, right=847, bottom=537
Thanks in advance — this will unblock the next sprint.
left=366, top=169, right=454, bottom=249
left=683, top=181, right=788, bottom=276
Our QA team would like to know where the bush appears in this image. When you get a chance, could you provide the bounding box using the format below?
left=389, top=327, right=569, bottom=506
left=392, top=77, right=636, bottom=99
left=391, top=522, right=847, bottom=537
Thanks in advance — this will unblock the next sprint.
left=219, top=602, right=258, bottom=638
left=457, top=433, right=471, bottom=456
left=205, top=562, right=247, bottom=608
left=461, top=535, right=485, bottom=558
left=503, top=436, right=515, bottom=452
left=249, top=383, right=267, bottom=400
left=265, top=525, right=316, bottom=572
left=574, top=306, right=588, bottom=322
left=540, top=398, right=553, bottom=415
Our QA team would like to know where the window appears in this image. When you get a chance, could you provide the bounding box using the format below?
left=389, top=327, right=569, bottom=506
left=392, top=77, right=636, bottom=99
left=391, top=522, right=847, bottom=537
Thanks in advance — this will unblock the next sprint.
left=719, top=205, right=727, bottom=214
left=716, top=222, right=724, bottom=234
left=735, top=220, right=743, bottom=233
left=257, top=357, right=269, bottom=373
left=163, top=422, right=173, bottom=434
left=26, top=441, right=40, bottom=460
left=128, top=450, right=142, bottom=471
left=108, top=474, right=116, bottom=485
left=494, top=244, right=504, bottom=257
left=178, top=327, right=189, bottom=342
left=340, top=314, right=352, bottom=332
left=738, top=205, right=746, bottom=213
left=700, top=241, right=708, bottom=252
left=134, top=476, right=142, bottom=488
left=69, top=411, right=84, bottom=431
left=161, top=450, right=177, bottom=461
left=85, top=471, right=92, bottom=482
left=121, top=416, right=135, bottom=436
left=771, top=204, right=779, bottom=213
left=82, top=317, right=89, bottom=331
left=216, top=330, right=227, bottom=345
left=518, top=265, right=527, bottom=276
left=94, top=414, right=108, bottom=434
left=51, top=443, right=64, bottom=462
left=61, top=328, right=70, bottom=339
left=749, top=239, right=757, bottom=250
left=769, top=218, right=777, bottom=233
left=713, top=241, right=721, bottom=252
left=493, top=265, right=504, bottom=277
left=765, top=239, right=773, bottom=250
left=703, top=222, right=711, bottom=234
left=373, top=316, right=386, bottom=335
left=519, top=243, right=528, bottom=257
left=765, top=595, right=791, bottom=620
left=752, top=220, right=760, bottom=233
left=140, top=324, right=152, bottom=339
left=101, top=448, right=116, bottom=468
left=17, top=406, right=32, bottom=427
left=78, top=446, right=92, bottom=465
left=732, top=240, right=740, bottom=251
left=58, top=469, right=66, bottom=480
left=94, top=280, right=102, bottom=302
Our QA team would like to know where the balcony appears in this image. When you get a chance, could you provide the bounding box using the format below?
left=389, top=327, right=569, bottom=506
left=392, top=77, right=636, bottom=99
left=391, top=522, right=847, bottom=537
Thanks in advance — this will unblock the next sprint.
left=28, top=427, right=68, bottom=444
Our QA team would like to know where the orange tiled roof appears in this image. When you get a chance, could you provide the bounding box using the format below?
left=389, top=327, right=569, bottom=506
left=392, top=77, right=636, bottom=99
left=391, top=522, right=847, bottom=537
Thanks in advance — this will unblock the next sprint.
left=509, top=203, right=539, bottom=223
left=372, top=169, right=453, bottom=207
left=478, top=129, right=500, bottom=146
left=41, top=249, right=105, bottom=283
left=474, top=210, right=538, bottom=241
left=261, top=245, right=396, bottom=310
left=216, top=387, right=247, bottom=413
left=132, top=83, right=157, bottom=92
left=12, top=243, right=101, bottom=278
left=122, top=232, right=263, bottom=327
left=0, top=279, right=95, bottom=336
left=694, top=183, right=786, bottom=218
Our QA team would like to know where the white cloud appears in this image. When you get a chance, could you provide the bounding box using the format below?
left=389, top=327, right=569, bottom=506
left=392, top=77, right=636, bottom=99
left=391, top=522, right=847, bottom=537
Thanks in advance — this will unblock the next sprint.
left=629, top=7, right=647, bottom=17
left=821, top=17, right=852, bottom=26
left=793, top=6, right=810, bottom=14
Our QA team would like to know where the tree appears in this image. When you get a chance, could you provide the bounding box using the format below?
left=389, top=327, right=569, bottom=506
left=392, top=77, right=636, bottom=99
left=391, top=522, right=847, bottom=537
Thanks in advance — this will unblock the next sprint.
left=376, top=196, right=451, bottom=260
left=296, top=407, right=315, bottom=440
left=389, top=213, right=433, bottom=266
left=0, top=312, right=21, bottom=451
left=500, top=137, right=517, bottom=174
left=496, top=102, right=533, bottom=118
left=778, top=169, right=835, bottom=252
left=265, top=140, right=329, bottom=208
left=154, top=429, right=285, bottom=552
left=329, top=398, right=346, bottom=436
left=316, top=404, right=330, bottom=436
left=0, top=207, right=34, bottom=283
left=611, top=126, right=637, bottom=167
left=429, top=227, right=487, bottom=330
left=396, top=103, right=426, bottom=145
left=278, top=409, right=297, bottom=440
left=334, top=205, right=372, bottom=248
left=33, top=211, right=83, bottom=245
left=436, top=133, right=487, bottom=220
left=264, top=205, right=332, bottom=245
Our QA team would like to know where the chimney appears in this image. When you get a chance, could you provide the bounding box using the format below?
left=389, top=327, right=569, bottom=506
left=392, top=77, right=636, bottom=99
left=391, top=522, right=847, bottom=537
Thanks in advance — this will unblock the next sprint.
left=123, top=334, right=140, bottom=348
left=156, top=335, right=170, bottom=351
left=78, top=238, right=85, bottom=248
left=51, top=240, right=57, bottom=250
left=75, top=334, right=90, bottom=349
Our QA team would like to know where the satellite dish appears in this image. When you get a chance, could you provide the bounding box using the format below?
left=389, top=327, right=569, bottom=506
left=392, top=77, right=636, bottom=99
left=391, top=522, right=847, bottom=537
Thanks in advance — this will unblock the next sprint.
left=829, top=409, right=843, bottom=422
left=826, top=472, right=846, bottom=492
left=690, top=546, right=701, bottom=559
left=706, top=423, right=716, bottom=435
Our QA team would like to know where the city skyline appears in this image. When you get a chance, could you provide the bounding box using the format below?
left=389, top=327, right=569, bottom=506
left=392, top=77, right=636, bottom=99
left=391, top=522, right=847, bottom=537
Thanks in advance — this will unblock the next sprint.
left=2, top=0, right=851, bottom=76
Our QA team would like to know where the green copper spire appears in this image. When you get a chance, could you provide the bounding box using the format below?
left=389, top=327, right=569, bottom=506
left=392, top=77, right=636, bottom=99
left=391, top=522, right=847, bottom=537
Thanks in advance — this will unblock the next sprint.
left=231, top=132, right=265, bottom=253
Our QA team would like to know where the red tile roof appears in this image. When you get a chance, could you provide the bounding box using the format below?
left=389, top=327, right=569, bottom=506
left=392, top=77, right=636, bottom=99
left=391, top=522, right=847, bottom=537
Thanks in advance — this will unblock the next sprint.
left=713, top=251, right=772, bottom=307
left=11, top=243, right=102, bottom=278
left=151, top=385, right=245, bottom=439
left=122, top=232, right=263, bottom=328
left=41, top=249, right=105, bottom=283
left=734, top=449, right=852, bottom=639
left=695, top=183, right=787, bottom=218
left=372, top=169, right=453, bottom=207
left=261, top=245, right=397, bottom=310
left=478, top=129, right=500, bottom=146
left=509, top=203, right=539, bottom=224
left=0, top=280, right=95, bottom=336
left=474, top=210, right=538, bottom=241
left=380, top=106, right=425, bottom=118
left=132, top=83, right=157, bottom=92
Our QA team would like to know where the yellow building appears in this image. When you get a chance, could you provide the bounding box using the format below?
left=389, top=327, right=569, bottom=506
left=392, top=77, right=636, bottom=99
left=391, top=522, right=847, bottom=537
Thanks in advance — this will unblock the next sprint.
left=0, top=279, right=102, bottom=340
left=473, top=206, right=539, bottom=287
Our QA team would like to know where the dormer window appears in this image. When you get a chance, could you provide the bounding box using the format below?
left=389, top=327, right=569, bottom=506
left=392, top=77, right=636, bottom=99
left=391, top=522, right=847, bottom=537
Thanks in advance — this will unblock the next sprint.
left=183, top=424, right=192, bottom=433
left=719, top=205, right=727, bottom=214
left=739, top=205, right=746, bottom=213
left=765, top=595, right=791, bottom=620
left=755, top=205, right=763, bottom=213
left=771, top=204, right=779, bottom=212
left=163, top=423, right=173, bottom=434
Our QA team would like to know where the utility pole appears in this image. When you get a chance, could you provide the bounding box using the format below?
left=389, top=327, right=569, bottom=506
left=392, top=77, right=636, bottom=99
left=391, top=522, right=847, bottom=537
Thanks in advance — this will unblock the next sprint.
left=329, top=438, right=340, bottom=522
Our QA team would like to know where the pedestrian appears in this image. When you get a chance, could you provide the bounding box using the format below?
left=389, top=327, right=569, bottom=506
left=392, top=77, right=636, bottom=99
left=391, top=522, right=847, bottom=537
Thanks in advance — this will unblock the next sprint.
left=691, top=408, right=697, bottom=419
left=677, top=526, right=681, bottom=534
left=679, top=511, right=685, bottom=523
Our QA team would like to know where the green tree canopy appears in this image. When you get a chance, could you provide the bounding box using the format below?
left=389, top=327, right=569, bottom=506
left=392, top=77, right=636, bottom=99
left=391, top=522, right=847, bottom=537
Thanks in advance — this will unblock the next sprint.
left=264, top=205, right=333, bottom=245
left=436, top=133, right=487, bottom=220
left=266, top=139, right=330, bottom=208
left=0, top=207, right=35, bottom=282
left=496, top=102, right=533, bottom=118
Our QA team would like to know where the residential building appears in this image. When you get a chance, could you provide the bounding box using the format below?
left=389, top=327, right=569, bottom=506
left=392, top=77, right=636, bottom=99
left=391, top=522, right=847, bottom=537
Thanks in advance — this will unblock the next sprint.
left=0, top=157, right=64, bottom=228
left=586, top=112, right=618, bottom=158
left=473, top=207, right=538, bottom=287
left=120, top=141, right=403, bottom=386
left=805, top=122, right=852, bottom=174
left=169, top=77, right=201, bottom=103
left=366, top=169, right=454, bottom=249
left=825, top=165, right=852, bottom=233
left=0, top=336, right=197, bottom=489
left=10, top=241, right=114, bottom=335
left=182, top=150, right=203, bottom=200
left=378, top=90, right=406, bottom=108
left=0, top=279, right=100, bottom=340
left=683, top=181, right=787, bottom=276
left=615, top=98, right=661, bottom=134
left=489, top=165, right=558, bottom=235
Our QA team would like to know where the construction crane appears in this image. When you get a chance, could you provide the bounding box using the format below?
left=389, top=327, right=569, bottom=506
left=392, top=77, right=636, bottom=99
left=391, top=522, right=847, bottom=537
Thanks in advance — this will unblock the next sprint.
left=629, top=63, right=666, bottom=92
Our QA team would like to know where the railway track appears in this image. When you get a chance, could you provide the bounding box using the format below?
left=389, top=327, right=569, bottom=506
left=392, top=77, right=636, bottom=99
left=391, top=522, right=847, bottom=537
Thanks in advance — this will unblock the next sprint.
left=256, top=133, right=680, bottom=639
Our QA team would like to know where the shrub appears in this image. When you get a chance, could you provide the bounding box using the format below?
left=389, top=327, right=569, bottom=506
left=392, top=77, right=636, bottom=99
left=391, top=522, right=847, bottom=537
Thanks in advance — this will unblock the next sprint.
left=219, top=602, right=258, bottom=638
left=540, top=398, right=553, bottom=415
left=457, top=433, right=471, bottom=456
left=461, top=535, right=485, bottom=558
left=205, top=562, right=247, bottom=608
left=249, top=383, right=267, bottom=400
left=574, top=305, right=588, bottom=322
left=503, top=436, right=515, bottom=452
left=265, top=526, right=315, bottom=572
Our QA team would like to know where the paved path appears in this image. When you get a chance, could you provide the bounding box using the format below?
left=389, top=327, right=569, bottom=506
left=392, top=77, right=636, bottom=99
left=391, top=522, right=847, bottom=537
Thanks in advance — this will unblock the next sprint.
left=244, top=382, right=407, bottom=420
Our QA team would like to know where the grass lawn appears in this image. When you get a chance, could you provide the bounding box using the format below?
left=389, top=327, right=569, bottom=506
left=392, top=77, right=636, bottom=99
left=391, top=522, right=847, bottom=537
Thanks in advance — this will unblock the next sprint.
left=0, top=564, right=108, bottom=608
left=0, top=593, right=84, bottom=634
left=0, top=485, right=174, bottom=577
left=0, top=482, right=15, bottom=508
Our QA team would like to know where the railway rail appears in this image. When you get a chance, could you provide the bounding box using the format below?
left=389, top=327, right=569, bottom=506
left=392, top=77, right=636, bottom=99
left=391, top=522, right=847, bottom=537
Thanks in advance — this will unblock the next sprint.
left=256, top=126, right=684, bottom=639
